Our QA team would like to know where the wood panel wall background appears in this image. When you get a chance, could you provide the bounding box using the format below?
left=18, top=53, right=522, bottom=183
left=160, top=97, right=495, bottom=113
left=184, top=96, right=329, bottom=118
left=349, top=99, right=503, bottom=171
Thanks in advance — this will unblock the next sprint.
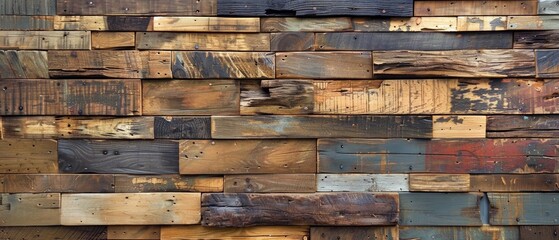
left=0, top=0, right=558, bottom=239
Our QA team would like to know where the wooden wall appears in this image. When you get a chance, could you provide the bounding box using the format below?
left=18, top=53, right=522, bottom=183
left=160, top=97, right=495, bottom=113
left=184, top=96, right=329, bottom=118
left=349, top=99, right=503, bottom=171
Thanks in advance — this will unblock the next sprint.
left=1, top=0, right=558, bottom=239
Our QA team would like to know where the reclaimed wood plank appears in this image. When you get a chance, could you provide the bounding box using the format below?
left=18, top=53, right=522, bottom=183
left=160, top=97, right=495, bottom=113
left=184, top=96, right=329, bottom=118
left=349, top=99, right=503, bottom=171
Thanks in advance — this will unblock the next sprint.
left=276, top=52, right=372, bottom=79
left=179, top=139, right=316, bottom=174
left=143, top=80, right=239, bottom=116
left=400, top=193, right=482, bottom=226
left=0, top=79, right=142, bottom=116
left=487, top=115, right=559, bottom=138
left=61, top=193, right=200, bottom=225
left=91, top=32, right=135, bottom=50
left=224, top=174, right=316, bottom=193
left=58, top=140, right=178, bottom=174
left=0, top=0, right=56, bottom=15
left=261, top=17, right=352, bottom=32
left=457, top=16, right=507, bottom=31
left=212, top=116, right=433, bottom=139
left=108, top=226, right=160, bottom=240
left=520, top=226, right=559, bottom=239
left=317, top=174, right=409, bottom=192
left=432, top=115, right=486, bottom=138
left=353, top=17, right=456, bottom=32
left=0, top=16, right=54, bottom=30
left=316, top=32, right=512, bottom=50
left=0, top=31, right=90, bottom=50
left=154, top=17, right=259, bottom=32
left=241, top=80, right=314, bottom=115
left=415, top=1, right=537, bottom=16
left=57, top=0, right=216, bottom=16
left=514, top=30, right=559, bottom=49
left=1, top=193, right=60, bottom=226
left=161, top=226, right=309, bottom=240
left=471, top=174, right=559, bottom=192
left=54, top=16, right=153, bottom=31
left=202, top=193, right=399, bottom=227
left=271, top=32, right=314, bottom=51
left=0, top=139, right=57, bottom=173
left=140, top=51, right=172, bottom=79
left=489, top=193, right=559, bottom=225
left=508, top=16, right=559, bottom=30
left=0, top=50, right=48, bottom=79
left=172, top=52, right=274, bottom=79
left=154, top=116, right=211, bottom=139
left=137, top=32, right=269, bottom=51
left=0, top=226, right=107, bottom=239
left=114, top=175, right=223, bottom=193
left=399, top=226, right=519, bottom=240
left=3, top=174, right=114, bottom=193
left=537, top=49, right=559, bottom=78
left=539, top=0, right=559, bottom=14
left=409, top=174, right=470, bottom=192
left=310, top=227, right=398, bottom=240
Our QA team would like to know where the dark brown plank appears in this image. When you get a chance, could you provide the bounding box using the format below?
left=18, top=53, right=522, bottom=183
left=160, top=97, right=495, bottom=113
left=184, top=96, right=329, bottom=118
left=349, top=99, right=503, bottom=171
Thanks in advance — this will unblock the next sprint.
left=514, top=30, right=559, bottom=49
left=537, top=49, right=559, bottom=78
left=3, top=174, right=114, bottom=193
left=276, top=52, right=372, bottom=79
left=154, top=116, right=211, bottom=139
left=0, top=50, right=48, bottom=79
left=224, top=174, right=316, bottom=193
left=54, top=16, right=153, bottom=31
left=414, top=1, right=537, bottom=16
left=520, top=226, right=559, bottom=240
left=58, top=140, right=178, bottom=174
left=202, top=193, right=399, bottom=227
left=310, top=227, right=398, bottom=240
left=400, top=193, right=483, bottom=226
left=0, top=226, right=106, bottom=240
left=57, top=0, right=216, bottom=15
left=271, top=32, right=314, bottom=51
left=172, top=51, right=274, bottom=79
left=241, top=80, right=314, bottom=115
left=471, top=174, right=559, bottom=192
left=489, top=193, right=559, bottom=225
left=487, top=115, right=559, bottom=138
left=114, top=175, right=223, bottom=193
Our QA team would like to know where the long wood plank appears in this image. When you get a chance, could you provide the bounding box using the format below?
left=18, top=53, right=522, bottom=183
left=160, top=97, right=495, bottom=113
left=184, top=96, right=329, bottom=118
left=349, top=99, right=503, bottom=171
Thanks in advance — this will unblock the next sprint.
left=373, top=50, right=535, bottom=78
left=154, top=116, right=211, bottom=139
left=0, top=226, right=107, bottom=240
left=317, top=174, right=409, bottom=192
left=310, top=227, right=398, bottom=240
left=457, top=16, right=507, bottom=31
left=316, top=32, right=512, bottom=50
left=154, top=17, right=259, bottom=32
left=399, top=226, right=519, bottom=240
left=0, top=50, right=48, bottom=79
left=432, top=115, right=486, bottom=139
left=0, top=79, right=142, bottom=116
left=58, top=140, right=178, bottom=174
left=489, top=193, right=559, bottom=225
left=520, top=226, right=559, bottom=239
left=114, top=175, right=223, bottom=193
left=0, top=31, right=90, bottom=50
left=224, top=174, right=316, bottom=193
left=0, top=0, right=56, bottom=15
left=514, top=30, right=559, bottom=49
left=91, top=32, right=135, bottom=50
left=216, top=0, right=413, bottom=17
left=0, top=139, right=58, bottom=173
left=0, top=16, right=54, bottom=30
left=508, top=16, right=559, bottom=30
left=399, top=193, right=482, bottom=226
left=61, top=193, right=201, bottom=225
left=161, top=226, right=309, bottom=240
left=409, top=174, right=470, bottom=192
left=487, top=115, right=559, bottom=138
left=212, top=116, right=433, bottom=139
left=414, top=1, right=537, bottom=16
left=179, top=140, right=316, bottom=174
left=56, top=0, right=216, bottom=15
left=539, top=0, right=559, bottom=14
left=1, top=193, right=61, bottom=226
left=276, top=52, right=372, bottom=79
left=3, top=174, right=114, bottom=193
left=108, top=226, right=160, bottom=240
left=318, top=139, right=559, bottom=174
left=261, top=17, right=353, bottom=32
left=241, top=80, right=314, bottom=115
left=537, top=49, right=559, bottom=78
left=137, top=32, right=270, bottom=51
left=143, top=80, right=240, bottom=116
left=471, top=174, right=559, bottom=192
left=54, top=16, right=153, bottom=31
left=353, top=17, right=456, bottom=32
left=172, top=52, right=274, bottom=79
left=202, top=193, right=399, bottom=227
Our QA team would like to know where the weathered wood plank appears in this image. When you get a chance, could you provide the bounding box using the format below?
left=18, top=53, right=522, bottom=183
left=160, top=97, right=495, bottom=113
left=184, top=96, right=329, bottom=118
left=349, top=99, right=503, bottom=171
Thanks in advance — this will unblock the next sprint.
left=143, top=80, right=240, bottom=116
left=224, top=174, right=316, bottom=193
left=432, top=116, right=486, bottom=139
left=154, top=17, right=259, bottom=32
left=261, top=17, right=352, bottom=32
left=471, top=174, right=559, bottom=192
left=57, top=0, right=216, bottom=15
left=61, top=193, right=200, bottom=225
left=91, top=32, right=135, bottom=50
left=317, top=174, right=409, bottom=192
left=0, top=139, right=57, bottom=173
left=155, top=116, right=211, bottom=139
left=172, top=52, right=274, bottom=79
left=373, top=50, right=535, bottom=78
left=508, top=16, right=559, bottom=30
left=415, top=1, right=537, bottom=16
left=114, top=175, right=223, bottom=193
left=108, top=226, right=160, bottom=240
left=0, top=31, right=90, bottom=50
left=315, top=32, right=512, bottom=50
left=54, top=16, right=153, bottom=31
left=2, top=116, right=154, bottom=139
left=271, top=32, right=314, bottom=51
left=241, top=80, right=314, bottom=115
left=353, top=17, right=456, bottom=32
left=0, top=0, right=56, bottom=15
left=140, top=51, right=172, bottom=79
left=318, top=139, right=559, bottom=174
left=0, top=79, right=142, bottom=116
left=409, top=174, right=470, bottom=192
left=539, top=0, right=559, bottom=14
left=161, top=226, right=309, bottom=240
left=3, top=174, right=114, bottom=193
left=520, top=226, right=559, bottom=240
left=58, top=140, right=178, bottom=174
left=311, top=227, right=398, bottom=240
left=137, top=32, right=269, bottom=51
left=202, top=193, right=399, bottom=227
left=489, top=193, right=559, bottom=225
left=514, top=30, right=559, bottom=49
left=1, top=193, right=60, bottom=226
left=400, top=193, right=482, bottom=226
left=179, top=140, right=316, bottom=174
left=537, top=49, right=559, bottom=78
left=0, top=50, right=48, bottom=79
left=276, top=52, right=372, bottom=79
left=212, top=116, right=433, bottom=139
left=457, top=16, right=507, bottom=31
left=0, top=226, right=107, bottom=240
left=0, top=16, right=54, bottom=30
left=487, top=115, right=559, bottom=138
left=399, top=226, right=519, bottom=240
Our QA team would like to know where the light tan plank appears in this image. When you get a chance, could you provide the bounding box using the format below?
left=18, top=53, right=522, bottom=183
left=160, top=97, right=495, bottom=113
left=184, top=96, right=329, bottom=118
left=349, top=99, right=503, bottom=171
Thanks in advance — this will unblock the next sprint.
left=114, top=175, right=223, bottom=193
left=0, top=31, right=90, bottom=50
left=415, top=1, right=537, bottom=16
left=154, top=17, right=259, bottom=32
left=1, top=193, right=60, bottom=226
left=224, top=174, right=316, bottom=193
left=92, top=32, right=135, bottom=50
left=410, top=174, right=471, bottom=192
left=108, top=226, right=160, bottom=240
left=353, top=17, right=457, bottom=32
left=261, top=17, right=352, bottom=32
left=433, top=116, right=486, bottom=138
left=161, top=226, right=309, bottom=240
left=0, top=139, right=57, bottom=173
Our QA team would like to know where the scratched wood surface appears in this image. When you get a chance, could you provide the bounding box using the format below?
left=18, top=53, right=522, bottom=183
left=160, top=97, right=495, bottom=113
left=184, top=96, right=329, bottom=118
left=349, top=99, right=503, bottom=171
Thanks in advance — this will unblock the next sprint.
left=487, top=115, right=559, bottom=137
left=0, top=50, right=48, bottom=78
left=261, top=17, right=352, bottom=32
left=172, top=51, right=274, bottom=79
left=514, top=30, right=559, bottom=49
left=536, top=49, right=559, bottom=78
left=137, top=32, right=270, bottom=51
left=241, top=80, right=314, bottom=115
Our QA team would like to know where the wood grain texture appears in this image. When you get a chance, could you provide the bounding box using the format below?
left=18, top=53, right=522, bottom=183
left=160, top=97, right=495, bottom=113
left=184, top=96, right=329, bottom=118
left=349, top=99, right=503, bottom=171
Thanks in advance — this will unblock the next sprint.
left=399, top=226, right=519, bottom=240
left=1, top=193, right=60, bottom=226
left=137, top=32, right=270, bottom=51
left=487, top=115, right=559, bottom=138
left=0, top=16, right=54, bottom=30
left=261, top=17, right=352, bottom=32
left=508, top=16, right=559, bottom=30
left=0, top=79, right=142, bottom=116
left=114, top=175, right=223, bottom=193
left=202, top=193, right=399, bottom=227
left=489, top=193, right=559, bottom=225
left=399, top=193, right=482, bottom=226
left=172, top=51, right=274, bottom=79
left=409, top=174, right=470, bottom=192
left=414, top=1, right=537, bottom=16
left=520, top=226, right=559, bottom=240
left=224, top=174, right=316, bottom=193
left=0, top=139, right=57, bottom=174
left=3, top=174, right=115, bottom=193
left=241, top=80, right=314, bottom=115
left=140, top=51, right=172, bottom=79
left=0, top=50, right=48, bottom=79
left=161, top=226, right=309, bottom=240
left=539, top=0, right=559, bottom=14
left=373, top=50, right=535, bottom=78
left=432, top=115, right=486, bottom=139
left=276, top=52, right=372, bottom=79
left=179, top=139, right=316, bottom=174
left=217, top=0, right=413, bottom=17
left=154, top=17, right=259, bottom=32
left=537, top=50, right=559, bottom=78
left=457, top=16, right=507, bottom=31
left=54, top=16, right=153, bottom=31
left=0, top=0, right=56, bottom=15
left=271, top=32, right=314, bottom=51
left=317, top=174, right=409, bottom=192
left=91, top=32, right=135, bottom=50
left=61, top=193, right=201, bottom=225
left=471, top=174, right=559, bottom=192
left=353, top=17, right=457, bottom=32
left=514, top=30, right=559, bottom=49
left=143, top=80, right=240, bottom=116
left=310, top=227, right=398, bottom=240
left=58, top=140, right=179, bottom=174
left=154, top=116, right=211, bottom=139
left=0, top=226, right=107, bottom=240
left=57, top=0, right=216, bottom=15
left=212, top=116, right=433, bottom=139
left=0, top=31, right=90, bottom=50
left=2, top=116, right=154, bottom=139
left=108, top=226, right=160, bottom=240
left=315, top=32, right=512, bottom=50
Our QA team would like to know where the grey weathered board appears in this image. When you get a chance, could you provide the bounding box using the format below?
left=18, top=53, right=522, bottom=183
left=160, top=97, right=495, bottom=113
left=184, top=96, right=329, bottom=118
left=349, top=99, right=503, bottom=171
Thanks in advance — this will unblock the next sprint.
left=310, top=227, right=398, bottom=240
left=154, top=116, right=211, bottom=139
left=399, top=226, right=519, bottom=240
left=56, top=0, right=216, bottom=15
left=539, top=0, right=559, bottom=14
left=317, top=174, right=409, bottom=192
left=0, top=16, right=54, bottom=30
left=487, top=115, right=559, bottom=138
left=271, top=32, right=314, bottom=51
left=276, top=52, right=372, bottom=79
left=514, top=30, right=559, bottom=49
left=489, top=193, right=559, bottom=225
left=1, top=193, right=61, bottom=226
left=536, top=50, right=559, bottom=78
left=399, top=193, right=483, bottom=226
left=0, top=51, right=48, bottom=79
left=0, top=0, right=56, bottom=15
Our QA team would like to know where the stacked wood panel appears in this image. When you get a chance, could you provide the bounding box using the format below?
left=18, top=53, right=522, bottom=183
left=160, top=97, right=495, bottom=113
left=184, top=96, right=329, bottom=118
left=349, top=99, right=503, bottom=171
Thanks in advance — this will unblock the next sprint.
left=0, top=0, right=558, bottom=239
